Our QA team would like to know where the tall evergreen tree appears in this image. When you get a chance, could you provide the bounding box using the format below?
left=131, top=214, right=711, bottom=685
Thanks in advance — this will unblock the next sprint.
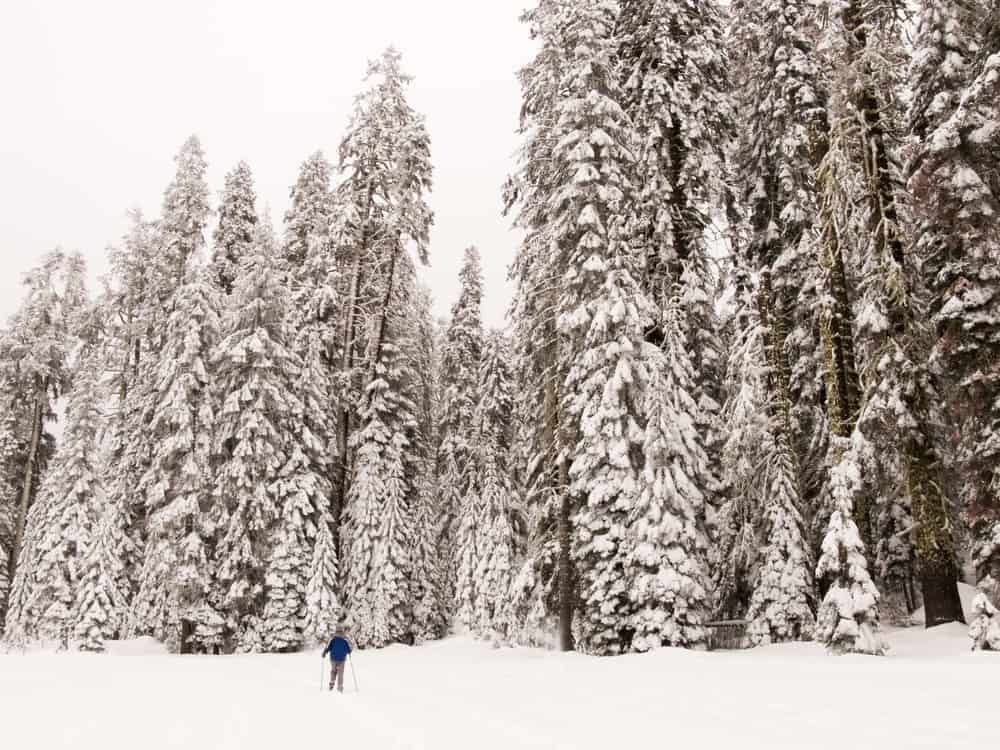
left=538, top=0, right=651, bottom=656
left=128, top=270, right=223, bottom=653
left=333, top=48, right=434, bottom=548
left=820, top=0, right=965, bottom=626
left=908, top=0, right=1000, bottom=616
left=470, top=332, right=517, bottom=640
left=441, top=247, right=484, bottom=622
left=211, top=223, right=328, bottom=652
left=408, top=285, right=448, bottom=642
left=341, top=339, right=418, bottom=648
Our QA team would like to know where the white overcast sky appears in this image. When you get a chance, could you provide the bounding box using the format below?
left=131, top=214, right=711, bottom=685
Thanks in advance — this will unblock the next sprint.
left=0, top=0, right=536, bottom=329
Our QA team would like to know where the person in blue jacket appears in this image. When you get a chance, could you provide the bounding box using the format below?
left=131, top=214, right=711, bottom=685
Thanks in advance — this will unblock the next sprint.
left=322, top=625, right=353, bottom=692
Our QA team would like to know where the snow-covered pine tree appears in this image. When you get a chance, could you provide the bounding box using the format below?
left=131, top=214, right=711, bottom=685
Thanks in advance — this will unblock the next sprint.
left=729, top=0, right=830, bottom=522
left=0, top=250, right=88, bottom=626
left=3, top=343, right=106, bottom=647
left=970, top=590, right=1000, bottom=650
left=333, top=48, right=434, bottom=548
left=101, top=211, right=162, bottom=611
left=907, top=0, right=1000, bottom=616
left=212, top=221, right=327, bottom=652
left=616, top=0, right=732, bottom=490
left=506, top=0, right=577, bottom=650
left=158, top=135, right=212, bottom=297
left=128, top=269, right=223, bottom=653
left=538, top=0, right=651, bottom=656
left=73, top=491, right=129, bottom=652
left=715, top=269, right=766, bottom=620
left=716, top=277, right=814, bottom=644
left=341, top=337, right=418, bottom=648
left=408, top=285, right=448, bottom=643
left=290, top=292, right=340, bottom=648
left=441, top=247, right=485, bottom=626
left=616, top=0, right=732, bottom=320
left=283, top=151, right=334, bottom=274
left=303, top=508, right=340, bottom=645
left=820, top=0, right=966, bottom=626
left=469, top=332, right=517, bottom=641
left=816, top=436, right=887, bottom=655
left=262, top=280, right=335, bottom=653
left=746, top=435, right=815, bottom=644
left=630, top=300, right=713, bottom=650
left=212, top=161, right=258, bottom=295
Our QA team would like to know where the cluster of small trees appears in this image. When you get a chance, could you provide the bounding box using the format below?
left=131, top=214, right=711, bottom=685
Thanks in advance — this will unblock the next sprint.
left=505, top=0, right=1000, bottom=655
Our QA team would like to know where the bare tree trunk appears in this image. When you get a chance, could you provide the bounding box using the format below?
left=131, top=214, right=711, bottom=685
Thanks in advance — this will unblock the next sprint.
left=908, top=406, right=966, bottom=626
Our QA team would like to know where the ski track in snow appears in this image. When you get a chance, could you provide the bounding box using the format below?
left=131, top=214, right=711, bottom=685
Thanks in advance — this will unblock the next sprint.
left=2, top=629, right=998, bottom=750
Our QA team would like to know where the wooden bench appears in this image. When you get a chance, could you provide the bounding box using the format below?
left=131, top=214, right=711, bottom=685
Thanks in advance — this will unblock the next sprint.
left=704, top=619, right=749, bottom=651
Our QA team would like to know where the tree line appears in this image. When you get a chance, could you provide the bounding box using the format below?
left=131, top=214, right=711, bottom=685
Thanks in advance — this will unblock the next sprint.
left=3, top=0, right=1000, bottom=656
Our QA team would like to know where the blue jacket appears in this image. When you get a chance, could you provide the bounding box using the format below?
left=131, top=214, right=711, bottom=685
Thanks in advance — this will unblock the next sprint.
left=323, top=636, right=352, bottom=662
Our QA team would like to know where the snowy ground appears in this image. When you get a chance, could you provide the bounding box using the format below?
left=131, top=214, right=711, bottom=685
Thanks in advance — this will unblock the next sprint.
left=2, top=624, right=996, bottom=750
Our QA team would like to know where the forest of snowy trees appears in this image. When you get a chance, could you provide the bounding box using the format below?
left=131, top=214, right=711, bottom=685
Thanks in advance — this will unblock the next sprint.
left=2, top=0, right=999, bottom=656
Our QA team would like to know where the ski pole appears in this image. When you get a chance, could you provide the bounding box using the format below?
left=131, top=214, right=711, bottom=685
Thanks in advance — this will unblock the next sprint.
left=349, top=653, right=360, bottom=693
left=320, top=656, right=326, bottom=692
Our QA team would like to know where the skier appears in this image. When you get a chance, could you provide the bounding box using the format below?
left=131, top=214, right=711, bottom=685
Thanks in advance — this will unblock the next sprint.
left=322, top=625, right=353, bottom=693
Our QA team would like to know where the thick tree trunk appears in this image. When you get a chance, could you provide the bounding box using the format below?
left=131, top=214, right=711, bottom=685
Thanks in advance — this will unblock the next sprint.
left=557, top=463, right=574, bottom=653
left=9, top=389, right=45, bottom=601
left=180, top=619, right=194, bottom=655
left=908, top=418, right=966, bottom=626
left=842, top=0, right=963, bottom=623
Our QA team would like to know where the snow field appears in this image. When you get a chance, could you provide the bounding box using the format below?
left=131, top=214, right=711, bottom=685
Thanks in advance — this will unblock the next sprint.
left=2, top=628, right=997, bottom=750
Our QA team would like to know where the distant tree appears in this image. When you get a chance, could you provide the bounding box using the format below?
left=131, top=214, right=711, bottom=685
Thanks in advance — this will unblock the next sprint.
left=212, top=161, right=258, bottom=295
left=441, top=248, right=484, bottom=624
left=158, top=135, right=211, bottom=295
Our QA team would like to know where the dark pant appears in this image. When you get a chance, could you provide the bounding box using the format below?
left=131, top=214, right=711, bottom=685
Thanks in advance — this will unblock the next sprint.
left=330, top=659, right=346, bottom=692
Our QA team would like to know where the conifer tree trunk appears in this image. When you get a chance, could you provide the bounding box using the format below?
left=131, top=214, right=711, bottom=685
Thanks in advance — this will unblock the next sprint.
left=544, top=358, right=573, bottom=652
left=814, top=106, right=862, bottom=444
left=908, top=410, right=966, bottom=626
left=842, top=0, right=964, bottom=625
left=816, top=164, right=865, bottom=538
